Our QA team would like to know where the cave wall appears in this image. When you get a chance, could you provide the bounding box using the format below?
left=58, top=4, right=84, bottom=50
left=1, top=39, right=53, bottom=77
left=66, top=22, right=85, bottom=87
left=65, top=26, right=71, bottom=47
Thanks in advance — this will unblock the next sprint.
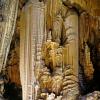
left=78, top=12, right=100, bottom=100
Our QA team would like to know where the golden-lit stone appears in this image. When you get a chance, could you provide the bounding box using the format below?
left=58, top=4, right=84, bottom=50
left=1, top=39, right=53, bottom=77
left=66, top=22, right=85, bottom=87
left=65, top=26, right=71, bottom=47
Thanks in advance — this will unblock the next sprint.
left=1, top=0, right=100, bottom=100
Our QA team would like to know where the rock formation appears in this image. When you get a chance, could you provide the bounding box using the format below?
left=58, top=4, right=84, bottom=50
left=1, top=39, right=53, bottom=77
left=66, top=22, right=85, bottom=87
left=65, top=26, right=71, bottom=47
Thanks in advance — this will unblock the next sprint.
left=0, top=0, right=100, bottom=100
left=34, top=0, right=79, bottom=99
left=19, top=0, right=100, bottom=100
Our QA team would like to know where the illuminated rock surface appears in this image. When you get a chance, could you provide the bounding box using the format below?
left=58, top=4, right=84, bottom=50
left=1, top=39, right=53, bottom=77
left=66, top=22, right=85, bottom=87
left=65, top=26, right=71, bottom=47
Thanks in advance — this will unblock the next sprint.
left=0, top=0, right=100, bottom=100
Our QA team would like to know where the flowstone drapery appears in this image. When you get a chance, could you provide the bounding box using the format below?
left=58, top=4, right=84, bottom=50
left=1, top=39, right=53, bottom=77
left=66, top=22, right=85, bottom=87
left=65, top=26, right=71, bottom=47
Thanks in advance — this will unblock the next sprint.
left=0, top=0, right=19, bottom=72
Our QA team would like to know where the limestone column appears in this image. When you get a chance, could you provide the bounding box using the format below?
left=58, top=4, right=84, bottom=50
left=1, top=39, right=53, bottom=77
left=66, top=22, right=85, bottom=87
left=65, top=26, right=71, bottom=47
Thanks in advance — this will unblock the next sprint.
left=62, top=8, right=79, bottom=99
left=20, top=1, right=45, bottom=100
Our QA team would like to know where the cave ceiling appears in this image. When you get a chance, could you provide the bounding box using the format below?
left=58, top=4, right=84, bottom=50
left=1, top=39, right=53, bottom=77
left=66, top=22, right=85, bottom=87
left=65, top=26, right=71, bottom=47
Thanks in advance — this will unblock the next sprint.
left=19, top=0, right=100, bottom=16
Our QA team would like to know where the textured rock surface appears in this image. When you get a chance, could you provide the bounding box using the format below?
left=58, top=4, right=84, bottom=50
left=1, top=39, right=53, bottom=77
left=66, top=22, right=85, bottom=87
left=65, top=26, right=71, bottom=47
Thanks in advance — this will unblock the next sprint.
left=80, top=91, right=100, bottom=100
left=6, top=33, right=20, bottom=85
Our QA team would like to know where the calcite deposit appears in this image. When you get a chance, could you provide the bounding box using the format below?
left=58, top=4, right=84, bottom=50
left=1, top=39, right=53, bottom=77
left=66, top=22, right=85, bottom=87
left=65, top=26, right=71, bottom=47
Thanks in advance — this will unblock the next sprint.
left=0, top=0, right=100, bottom=100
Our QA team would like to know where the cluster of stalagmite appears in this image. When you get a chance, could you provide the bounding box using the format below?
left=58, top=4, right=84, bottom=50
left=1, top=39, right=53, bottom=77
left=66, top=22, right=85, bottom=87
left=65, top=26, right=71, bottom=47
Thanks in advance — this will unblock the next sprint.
left=33, top=0, right=79, bottom=99
left=35, top=40, right=79, bottom=100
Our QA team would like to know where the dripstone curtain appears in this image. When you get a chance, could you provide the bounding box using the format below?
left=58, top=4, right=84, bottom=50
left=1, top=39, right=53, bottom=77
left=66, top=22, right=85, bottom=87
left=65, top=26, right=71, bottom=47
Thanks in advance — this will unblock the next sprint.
left=0, top=0, right=19, bottom=72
